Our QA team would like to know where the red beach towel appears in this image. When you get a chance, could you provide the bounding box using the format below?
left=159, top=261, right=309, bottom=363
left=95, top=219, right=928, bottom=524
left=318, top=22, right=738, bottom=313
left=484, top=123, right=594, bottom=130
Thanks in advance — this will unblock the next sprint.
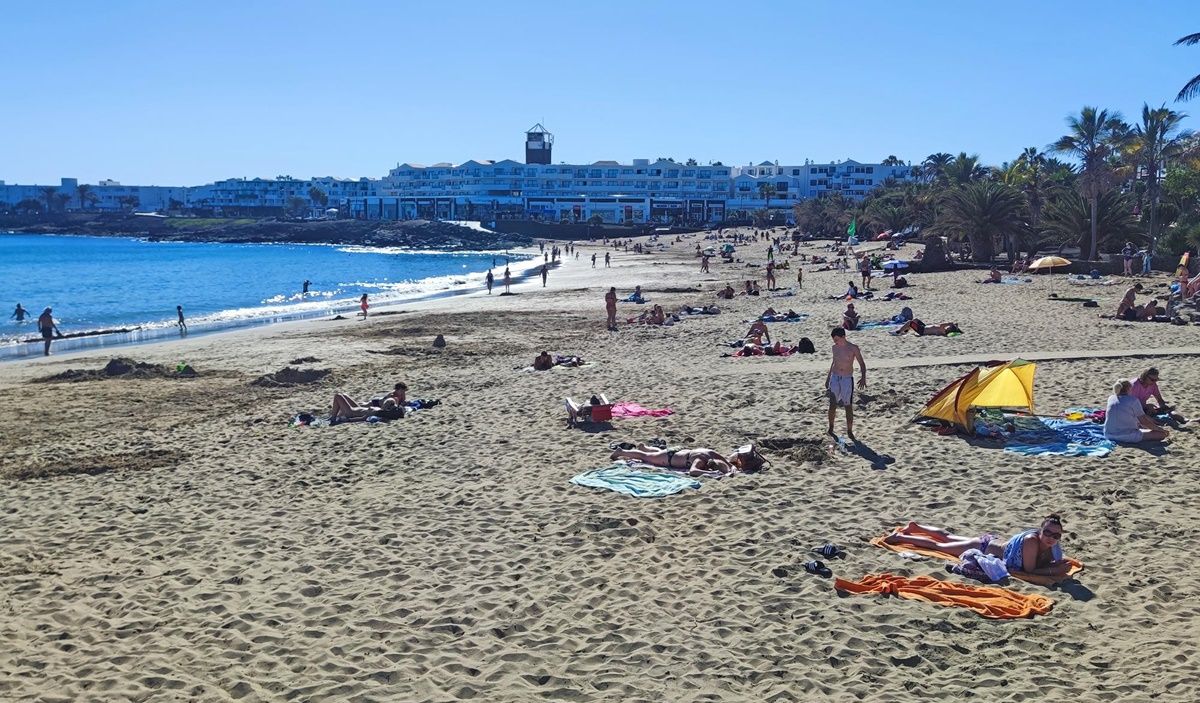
left=609, top=402, right=674, bottom=418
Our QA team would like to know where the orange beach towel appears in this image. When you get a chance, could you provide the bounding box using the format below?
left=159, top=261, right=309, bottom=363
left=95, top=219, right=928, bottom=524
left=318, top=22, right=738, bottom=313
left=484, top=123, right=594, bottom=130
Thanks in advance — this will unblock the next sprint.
left=871, top=526, right=1084, bottom=583
left=835, top=573, right=1054, bottom=619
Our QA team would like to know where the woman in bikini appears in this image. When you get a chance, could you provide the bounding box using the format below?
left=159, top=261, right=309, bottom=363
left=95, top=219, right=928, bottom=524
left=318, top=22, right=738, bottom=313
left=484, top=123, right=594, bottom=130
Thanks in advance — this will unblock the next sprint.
left=892, top=319, right=961, bottom=336
left=609, top=444, right=765, bottom=476
left=883, top=515, right=1072, bottom=583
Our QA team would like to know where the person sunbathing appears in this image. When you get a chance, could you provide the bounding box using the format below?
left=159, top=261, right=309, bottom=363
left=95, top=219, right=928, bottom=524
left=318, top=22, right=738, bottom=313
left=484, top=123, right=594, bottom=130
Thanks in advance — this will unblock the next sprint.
left=882, top=516, right=1074, bottom=584
left=892, top=318, right=961, bottom=336
left=717, top=284, right=735, bottom=300
left=555, top=354, right=585, bottom=367
left=1137, top=298, right=1161, bottom=321
left=330, top=383, right=407, bottom=421
left=981, top=267, right=1003, bottom=283
left=844, top=281, right=860, bottom=299
left=842, top=303, right=860, bottom=330
left=1011, top=258, right=1028, bottom=274
left=609, top=443, right=766, bottom=476
left=745, top=319, right=771, bottom=345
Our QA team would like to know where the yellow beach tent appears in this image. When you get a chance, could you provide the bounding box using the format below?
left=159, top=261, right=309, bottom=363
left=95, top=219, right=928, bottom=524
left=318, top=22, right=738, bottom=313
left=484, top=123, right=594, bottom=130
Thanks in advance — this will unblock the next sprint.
left=913, top=359, right=1037, bottom=433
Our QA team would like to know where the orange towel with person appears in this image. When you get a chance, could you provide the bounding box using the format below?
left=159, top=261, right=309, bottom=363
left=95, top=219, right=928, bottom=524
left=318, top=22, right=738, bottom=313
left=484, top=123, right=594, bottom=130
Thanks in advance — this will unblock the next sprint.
left=870, top=526, right=1084, bottom=583
left=835, top=573, right=1054, bottom=619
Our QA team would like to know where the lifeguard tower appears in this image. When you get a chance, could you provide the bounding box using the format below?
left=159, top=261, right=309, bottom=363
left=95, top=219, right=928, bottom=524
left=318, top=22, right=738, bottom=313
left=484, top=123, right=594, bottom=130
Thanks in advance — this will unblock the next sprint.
left=525, top=123, right=553, bottom=165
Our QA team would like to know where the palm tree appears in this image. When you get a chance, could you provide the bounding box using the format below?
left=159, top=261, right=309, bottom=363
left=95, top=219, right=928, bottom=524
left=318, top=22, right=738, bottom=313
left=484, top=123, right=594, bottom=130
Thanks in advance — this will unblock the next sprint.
left=922, top=153, right=954, bottom=182
left=932, top=181, right=1025, bottom=262
left=76, top=184, right=94, bottom=211
left=1174, top=33, right=1200, bottom=101
left=881, top=155, right=904, bottom=167
left=1130, top=104, right=1192, bottom=255
left=757, top=182, right=777, bottom=209
left=942, top=152, right=987, bottom=186
left=40, top=186, right=57, bottom=213
left=1044, top=190, right=1140, bottom=253
left=1050, top=106, right=1131, bottom=260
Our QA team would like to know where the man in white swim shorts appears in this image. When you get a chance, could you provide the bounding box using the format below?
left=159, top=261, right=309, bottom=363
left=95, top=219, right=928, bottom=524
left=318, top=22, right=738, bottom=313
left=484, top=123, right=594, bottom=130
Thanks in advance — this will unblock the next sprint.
left=827, top=327, right=867, bottom=442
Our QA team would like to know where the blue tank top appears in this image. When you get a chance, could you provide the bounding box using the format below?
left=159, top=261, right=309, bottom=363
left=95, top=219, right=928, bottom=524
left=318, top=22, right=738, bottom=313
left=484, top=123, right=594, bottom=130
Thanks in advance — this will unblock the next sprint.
left=1003, top=529, right=1062, bottom=571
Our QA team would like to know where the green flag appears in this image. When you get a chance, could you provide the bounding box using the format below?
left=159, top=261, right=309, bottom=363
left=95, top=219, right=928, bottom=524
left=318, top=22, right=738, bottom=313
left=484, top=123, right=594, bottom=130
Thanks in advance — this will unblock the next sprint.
left=847, top=217, right=856, bottom=238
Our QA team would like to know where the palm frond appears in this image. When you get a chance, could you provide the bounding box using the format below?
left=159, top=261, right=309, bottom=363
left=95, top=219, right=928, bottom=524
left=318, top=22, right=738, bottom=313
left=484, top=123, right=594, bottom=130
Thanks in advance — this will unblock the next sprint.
left=1177, top=74, right=1200, bottom=102
left=1174, top=32, right=1200, bottom=46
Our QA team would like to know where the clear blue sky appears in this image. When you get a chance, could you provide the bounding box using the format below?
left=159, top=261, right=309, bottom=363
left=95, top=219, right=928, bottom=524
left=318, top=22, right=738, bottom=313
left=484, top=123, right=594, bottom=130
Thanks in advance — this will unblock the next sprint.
left=2, top=1, right=1197, bottom=185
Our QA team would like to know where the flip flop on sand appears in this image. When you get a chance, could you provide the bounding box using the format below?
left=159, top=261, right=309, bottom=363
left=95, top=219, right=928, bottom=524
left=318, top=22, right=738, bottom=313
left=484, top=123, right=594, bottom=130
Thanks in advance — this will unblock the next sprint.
left=804, top=560, right=832, bottom=577
left=812, top=544, right=843, bottom=559
left=608, top=441, right=635, bottom=451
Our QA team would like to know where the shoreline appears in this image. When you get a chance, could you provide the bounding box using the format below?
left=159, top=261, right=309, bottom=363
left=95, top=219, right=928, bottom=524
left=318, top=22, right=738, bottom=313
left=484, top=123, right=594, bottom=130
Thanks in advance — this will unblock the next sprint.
left=0, top=243, right=547, bottom=363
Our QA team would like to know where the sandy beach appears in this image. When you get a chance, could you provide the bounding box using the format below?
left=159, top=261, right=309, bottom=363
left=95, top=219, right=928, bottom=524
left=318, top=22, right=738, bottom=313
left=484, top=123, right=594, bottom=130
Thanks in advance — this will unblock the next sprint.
left=2, top=229, right=1199, bottom=702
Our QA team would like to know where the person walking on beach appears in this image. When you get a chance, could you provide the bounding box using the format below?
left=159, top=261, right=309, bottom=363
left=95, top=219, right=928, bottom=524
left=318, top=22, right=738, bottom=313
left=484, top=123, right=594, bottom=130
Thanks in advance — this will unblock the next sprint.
left=700, top=255, right=710, bottom=273
left=359, top=293, right=369, bottom=318
left=765, top=260, right=776, bottom=290
left=486, top=270, right=494, bottom=294
left=859, top=255, right=872, bottom=289
left=826, top=327, right=867, bottom=443
left=605, top=287, right=618, bottom=330
left=541, top=264, right=548, bottom=287
left=604, top=252, right=611, bottom=268
left=302, top=279, right=311, bottom=295
left=591, top=253, right=597, bottom=268
left=503, top=266, right=512, bottom=294
left=37, top=307, right=61, bottom=356
left=1122, top=242, right=1136, bottom=276
left=11, top=303, right=29, bottom=322
left=176, top=305, right=187, bottom=334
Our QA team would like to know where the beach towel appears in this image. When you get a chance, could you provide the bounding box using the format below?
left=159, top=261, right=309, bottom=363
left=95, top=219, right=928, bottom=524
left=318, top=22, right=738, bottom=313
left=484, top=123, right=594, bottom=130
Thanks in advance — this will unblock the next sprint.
left=610, top=402, right=674, bottom=418
left=1003, top=417, right=1115, bottom=457
left=870, top=527, right=1084, bottom=581
left=1067, top=277, right=1115, bottom=286
left=834, top=573, right=1054, bottom=619
left=749, top=313, right=810, bottom=323
left=854, top=320, right=901, bottom=331
left=570, top=464, right=700, bottom=498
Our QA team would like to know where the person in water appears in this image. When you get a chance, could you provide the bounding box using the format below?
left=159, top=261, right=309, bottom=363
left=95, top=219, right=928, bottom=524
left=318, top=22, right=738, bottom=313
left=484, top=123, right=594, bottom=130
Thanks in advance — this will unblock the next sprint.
left=883, top=515, right=1074, bottom=583
left=37, top=307, right=61, bottom=356
left=302, top=279, right=311, bottom=294
left=176, top=305, right=187, bottom=334
left=11, top=303, right=30, bottom=322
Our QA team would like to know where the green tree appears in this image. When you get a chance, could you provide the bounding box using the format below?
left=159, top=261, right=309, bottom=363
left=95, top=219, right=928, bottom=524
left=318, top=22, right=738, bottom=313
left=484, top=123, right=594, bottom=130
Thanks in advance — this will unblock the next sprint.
left=881, top=155, right=904, bottom=166
left=1043, top=190, right=1140, bottom=253
left=932, top=181, right=1025, bottom=262
left=1050, top=106, right=1131, bottom=260
left=15, top=198, right=43, bottom=214
left=1174, top=32, right=1200, bottom=101
left=117, top=195, right=140, bottom=212
left=76, top=183, right=96, bottom=211
left=308, top=186, right=329, bottom=208
left=287, top=196, right=308, bottom=215
left=757, top=182, right=777, bottom=209
left=942, top=152, right=987, bottom=186
left=1129, top=104, right=1192, bottom=254
left=40, top=186, right=58, bottom=212
left=921, top=153, right=954, bottom=182
left=53, top=192, right=71, bottom=212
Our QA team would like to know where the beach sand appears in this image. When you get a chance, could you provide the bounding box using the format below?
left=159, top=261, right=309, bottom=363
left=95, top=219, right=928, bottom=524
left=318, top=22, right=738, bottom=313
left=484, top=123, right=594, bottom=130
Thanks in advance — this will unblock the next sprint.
left=2, top=230, right=1199, bottom=701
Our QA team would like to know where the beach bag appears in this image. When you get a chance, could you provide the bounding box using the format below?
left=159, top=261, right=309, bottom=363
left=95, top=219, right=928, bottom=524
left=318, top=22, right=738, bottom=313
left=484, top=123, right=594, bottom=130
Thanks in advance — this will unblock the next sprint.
left=796, top=337, right=815, bottom=354
left=590, top=404, right=613, bottom=422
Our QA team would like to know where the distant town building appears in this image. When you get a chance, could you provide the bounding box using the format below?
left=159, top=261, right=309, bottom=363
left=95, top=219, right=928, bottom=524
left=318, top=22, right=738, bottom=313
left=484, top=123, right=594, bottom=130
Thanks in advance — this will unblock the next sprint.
left=0, top=126, right=914, bottom=224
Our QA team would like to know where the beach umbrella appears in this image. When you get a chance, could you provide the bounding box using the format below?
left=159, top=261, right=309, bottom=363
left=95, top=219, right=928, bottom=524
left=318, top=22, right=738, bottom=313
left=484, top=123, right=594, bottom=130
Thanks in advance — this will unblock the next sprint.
left=1028, top=256, right=1071, bottom=293
left=882, top=260, right=909, bottom=271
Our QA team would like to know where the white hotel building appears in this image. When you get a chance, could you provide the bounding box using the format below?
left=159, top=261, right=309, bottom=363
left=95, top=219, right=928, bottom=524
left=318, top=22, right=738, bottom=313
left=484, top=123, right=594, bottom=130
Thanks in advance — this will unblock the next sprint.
left=347, top=126, right=914, bottom=224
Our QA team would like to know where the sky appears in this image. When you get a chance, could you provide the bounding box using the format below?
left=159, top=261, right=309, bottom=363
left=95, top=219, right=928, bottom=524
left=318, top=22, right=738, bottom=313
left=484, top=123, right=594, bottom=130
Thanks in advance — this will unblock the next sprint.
left=2, top=1, right=1198, bottom=185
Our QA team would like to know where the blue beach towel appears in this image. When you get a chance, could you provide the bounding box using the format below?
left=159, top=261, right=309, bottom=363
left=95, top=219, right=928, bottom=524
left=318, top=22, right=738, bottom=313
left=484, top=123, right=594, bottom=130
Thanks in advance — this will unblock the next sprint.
left=854, top=320, right=901, bottom=331
left=570, top=464, right=701, bottom=497
left=1003, top=417, right=1114, bottom=457
left=1000, top=276, right=1031, bottom=284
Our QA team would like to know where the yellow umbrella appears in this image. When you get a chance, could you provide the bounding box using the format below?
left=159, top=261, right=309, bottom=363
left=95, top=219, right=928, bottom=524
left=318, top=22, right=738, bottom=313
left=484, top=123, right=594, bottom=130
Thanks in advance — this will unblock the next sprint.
left=1028, top=255, right=1071, bottom=293
left=1027, top=255, right=1071, bottom=271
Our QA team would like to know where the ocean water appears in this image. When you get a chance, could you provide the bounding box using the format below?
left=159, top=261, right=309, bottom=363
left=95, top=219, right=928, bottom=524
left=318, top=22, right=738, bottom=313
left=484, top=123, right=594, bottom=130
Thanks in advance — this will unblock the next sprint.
left=0, top=233, right=521, bottom=358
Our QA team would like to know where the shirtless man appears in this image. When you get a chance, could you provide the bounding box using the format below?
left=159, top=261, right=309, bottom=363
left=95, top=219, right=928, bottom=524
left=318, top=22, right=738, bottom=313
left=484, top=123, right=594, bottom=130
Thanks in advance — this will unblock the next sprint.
left=1117, top=283, right=1142, bottom=320
left=604, top=287, right=618, bottom=330
left=609, top=444, right=762, bottom=476
left=892, top=319, right=962, bottom=336
left=745, top=319, right=771, bottom=345
left=826, top=327, right=867, bottom=442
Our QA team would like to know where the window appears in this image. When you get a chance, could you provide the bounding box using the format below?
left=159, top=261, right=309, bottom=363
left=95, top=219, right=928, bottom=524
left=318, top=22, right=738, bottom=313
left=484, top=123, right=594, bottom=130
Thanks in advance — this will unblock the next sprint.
left=589, top=169, right=602, bottom=178
left=667, top=169, right=679, bottom=178
left=606, top=169, right=618, bottom=178
left=683, top=169, right=695, bottom=177
left=698, top=170, right=711, bottom=179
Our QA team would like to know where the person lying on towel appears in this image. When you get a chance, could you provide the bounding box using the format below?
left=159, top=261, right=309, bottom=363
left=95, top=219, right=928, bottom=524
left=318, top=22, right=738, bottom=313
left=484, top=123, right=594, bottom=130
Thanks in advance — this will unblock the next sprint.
left=610, top=443, right=766, bottom=476
left=892, top=319, right=962, bottom=336
left=883, top=515, right=1073, bottom=584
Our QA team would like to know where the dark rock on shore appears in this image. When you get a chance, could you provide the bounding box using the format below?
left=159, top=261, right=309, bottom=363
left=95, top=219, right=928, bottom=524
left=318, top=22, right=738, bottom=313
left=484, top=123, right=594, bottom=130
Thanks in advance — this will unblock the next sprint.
left=0, top=214, right=531, bottom=251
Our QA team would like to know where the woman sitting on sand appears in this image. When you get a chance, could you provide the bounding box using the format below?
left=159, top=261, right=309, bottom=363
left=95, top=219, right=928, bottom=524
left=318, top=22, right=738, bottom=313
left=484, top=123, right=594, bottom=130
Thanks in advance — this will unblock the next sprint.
left=330, top=383, right=407, bottom=421
left=533, top=351, right=555, bottom=371
left=842, top=303, right=860, bottom=330
left=744, top=319, right=771, bottom=345
left=883, top=516, right=1074, bottom=583
left=892, top=319, right=962, bottom=336
left=610, top=443, right=766, bottom=476
left=980, top=267, right=1003, bottom=284
left=717, top=284, right=736, bottom=300
left=1104, top=379, right=1170, bottom=443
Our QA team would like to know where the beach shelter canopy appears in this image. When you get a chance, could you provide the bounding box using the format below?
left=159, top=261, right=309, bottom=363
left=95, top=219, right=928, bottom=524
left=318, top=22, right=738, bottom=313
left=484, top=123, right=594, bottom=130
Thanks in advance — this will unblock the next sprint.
left=913, top=359, right=1037, bottom=433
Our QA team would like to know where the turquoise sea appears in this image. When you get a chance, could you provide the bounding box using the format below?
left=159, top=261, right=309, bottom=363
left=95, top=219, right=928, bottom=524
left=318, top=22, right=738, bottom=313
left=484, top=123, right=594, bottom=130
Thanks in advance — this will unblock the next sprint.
left=0, top=233, right=519, bottom=358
